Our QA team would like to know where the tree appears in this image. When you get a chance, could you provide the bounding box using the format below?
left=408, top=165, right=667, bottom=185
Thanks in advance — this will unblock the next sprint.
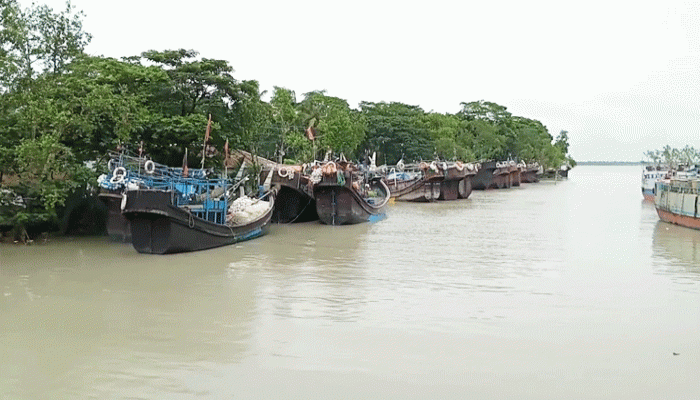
left=423, top=112, right=471, bottom=160
left=359, top=101, right=432, bottom=164
left=458, top=100, right=514, bottom=160
left=554, top=130, right=570, bottom=154
left=269, top=86, right=301, bottom=163
left=1, top=132, right=91, bottom=238
left=31, top=1, right=91, bottom=75
left=229, top=79, right=272, bottom=158
left=0, top=0, right=25, bottom=92
left=297, top=91, right=365, bottom=160
left=1, top=0, right=91, bottom=86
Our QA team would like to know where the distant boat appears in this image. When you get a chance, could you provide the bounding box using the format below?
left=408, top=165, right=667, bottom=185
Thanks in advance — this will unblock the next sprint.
left=312, top=160, right=390, bottom=225
left=385, top=161, right=443, bottom=202
left=654, top=177, right=700, bottom=230
left=121, top=182, right=274, bottom=254
left=641, top=165, right=669, bottom=201
left=520, top=162, right=541, bottom=183
left=385, top=160, right=478, bottom=202
left=472, top=161, right=515, bottom=190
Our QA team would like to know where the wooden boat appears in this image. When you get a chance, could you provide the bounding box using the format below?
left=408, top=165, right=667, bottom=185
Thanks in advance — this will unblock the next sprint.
left=508, top=161, right=523, bottom=187
left=312, top=161, right=390, bottom=225
left=385, top=161, right=443, bottom=202
left=259, top=164, right=318, bottom=223
left=97, top=151, right=209, bottom=242
left=472, top=161, right=513, bottom=190
left=442, top=161, right=478, bottom=200
left=121, top=181, right=274, bottom=254
left=520, top=162, right=541, bottom=183
left=654, top=177, right=700, bottom=230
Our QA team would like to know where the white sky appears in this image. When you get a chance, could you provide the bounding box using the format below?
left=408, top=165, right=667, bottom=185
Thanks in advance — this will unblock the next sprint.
left=19, top=0, right=700, bottom=161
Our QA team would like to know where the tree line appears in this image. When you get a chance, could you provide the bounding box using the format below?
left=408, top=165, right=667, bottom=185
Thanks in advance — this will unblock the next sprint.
left=644, top=146, right=700, bottom=169
left=0, top=0, right=575, bottom=236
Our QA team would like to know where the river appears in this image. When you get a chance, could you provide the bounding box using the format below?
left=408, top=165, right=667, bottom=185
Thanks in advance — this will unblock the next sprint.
left=1, top=165, right=698, bottom=399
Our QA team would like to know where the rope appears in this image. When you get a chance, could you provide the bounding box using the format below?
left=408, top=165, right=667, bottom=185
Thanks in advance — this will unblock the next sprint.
left=283, top=196, right=314, bottom=224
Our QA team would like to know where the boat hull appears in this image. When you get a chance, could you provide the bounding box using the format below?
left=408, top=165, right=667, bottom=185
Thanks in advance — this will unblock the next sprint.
left=122, top=189, right=272, bottom=254
left=438, top=179, right=460, bottom=200
left=473, top=162, right=512, bottom=190
left=654, top=179, right=700, bottom=230
left=520, top=169, right=540, bottom=183
left=388, top=178, right=441, bottom=202
left=656, top=208, right=700, bottom=230
left=98, top=190, right=131, bottom=242
left=260, top=165, right=318, bottom=223
left=458, top=177, right=473, bottom=199
left=642, top=188, right=655, bottom=202
left=314, top=176, right=389, bottom=225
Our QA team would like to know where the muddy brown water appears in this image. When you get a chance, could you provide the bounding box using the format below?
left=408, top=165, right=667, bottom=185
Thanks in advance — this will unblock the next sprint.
left=1, top=165, right=698, bottom=399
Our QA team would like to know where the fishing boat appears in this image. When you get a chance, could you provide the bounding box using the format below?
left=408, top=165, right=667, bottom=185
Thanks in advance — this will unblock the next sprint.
left=654, top=177, right=700, bottom=230
left=260, top=164, right=318, bottom=223
left=439, top=161, right=479, bottom=200
left=121, top=177, right=274, bottom=254
left=509, top=161, right=524, bottom=187
left=641, top=165, right=669, bottom=201
left=385, top=161, right=443, bottom=202
left=472, top=161, right=513, bottom=190
left=97, top=151, right=208, bottom=242
left=312, top=160, right=390, bottom=225
left=520, top=162, right=541, bottom=183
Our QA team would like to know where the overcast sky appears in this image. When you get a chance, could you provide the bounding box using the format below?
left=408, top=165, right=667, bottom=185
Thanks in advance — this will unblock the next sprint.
left=20, top=0, right=700, bottom=161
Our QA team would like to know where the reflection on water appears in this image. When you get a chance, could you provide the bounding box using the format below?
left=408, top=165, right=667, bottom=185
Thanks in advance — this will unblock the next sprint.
left=1, top=166, right=700, bottom=399
left=231, top=222, right=371, bottom=323
left=653, top=221, right=700, bottom=281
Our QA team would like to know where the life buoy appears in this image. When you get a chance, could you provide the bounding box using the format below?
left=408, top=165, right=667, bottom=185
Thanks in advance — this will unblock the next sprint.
left=430, top=161, right=438, bottom=172
left=466, top=163, right=474, bottom=171
left=144, top=160, right=155, bottom=174
left=110, top=167, right=126, bottom=184
left=455, top=161, right=464, bottom=171
left=278, top=167, right=288, bottom=178
left=113, top=166, right=126, bottom=177
left=107, top=159, right=116, bottom=172
left=442, top=162, right=448, bottom=171
left=397, top=159, right=405, bottom=172
left=110, top=174, right=125, bottom=185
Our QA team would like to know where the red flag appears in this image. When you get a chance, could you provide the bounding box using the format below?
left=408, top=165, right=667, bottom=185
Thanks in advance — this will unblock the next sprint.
left=182, top=148, right=189, bottom=178
left=204, top=114, right=212, bottom=144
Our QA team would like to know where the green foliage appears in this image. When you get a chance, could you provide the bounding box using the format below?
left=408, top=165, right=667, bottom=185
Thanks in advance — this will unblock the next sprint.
left=645, top=145, right=699, bottom=168
left=298, top=91, right=365, bottom=160
left=359, top=101, right=432, bottom=164
left=1, top=133, right=92, bottom=232
left=268, top=87, right=299, bottom=162
left=1, top=0, right=91, bottom=89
